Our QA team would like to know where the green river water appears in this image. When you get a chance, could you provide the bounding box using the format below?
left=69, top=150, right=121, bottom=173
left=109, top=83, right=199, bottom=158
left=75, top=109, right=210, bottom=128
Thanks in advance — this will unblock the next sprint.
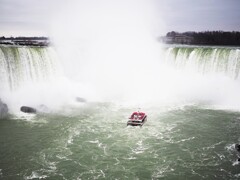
left=1, top=103, right=240, bottom=179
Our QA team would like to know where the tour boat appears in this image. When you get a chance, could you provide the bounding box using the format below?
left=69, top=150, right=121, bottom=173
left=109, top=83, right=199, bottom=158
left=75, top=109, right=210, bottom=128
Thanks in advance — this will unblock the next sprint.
left=127, top=111, right=147, bottom=126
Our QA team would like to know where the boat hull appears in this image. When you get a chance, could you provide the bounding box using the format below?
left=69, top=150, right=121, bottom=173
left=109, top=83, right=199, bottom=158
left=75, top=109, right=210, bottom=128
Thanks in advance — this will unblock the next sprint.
left=127, top=116, right=147, bottom=126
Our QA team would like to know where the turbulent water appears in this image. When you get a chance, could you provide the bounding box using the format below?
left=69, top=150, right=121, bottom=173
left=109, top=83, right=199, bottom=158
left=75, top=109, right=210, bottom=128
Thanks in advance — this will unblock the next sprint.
left=1, top=45, right=240, bottom=179
left=1, top=104, right=240, bottom=179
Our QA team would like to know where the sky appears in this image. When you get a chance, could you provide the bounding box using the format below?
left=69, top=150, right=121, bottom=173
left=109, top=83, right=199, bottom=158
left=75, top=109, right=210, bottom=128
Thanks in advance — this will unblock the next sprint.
left=0, top=0, right=240, bottom=37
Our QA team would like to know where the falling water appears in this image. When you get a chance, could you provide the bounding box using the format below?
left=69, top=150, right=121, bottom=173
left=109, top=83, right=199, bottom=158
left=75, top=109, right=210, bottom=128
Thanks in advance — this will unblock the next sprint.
left=0, top=45, right=67, bottom=112
left=163, top=46, right=240, bottom=79
left=0, top=45, right=59, bottom=91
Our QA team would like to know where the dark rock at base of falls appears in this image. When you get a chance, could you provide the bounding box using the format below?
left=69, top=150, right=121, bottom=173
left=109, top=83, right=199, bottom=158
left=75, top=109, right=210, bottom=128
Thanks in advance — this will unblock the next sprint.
left=20, top=104, right=51, bottom=114
left=235, top=144, right=240, bottom=151
left=76, top=97, right=87, bottom=103
left=0, top=99, right=8, bottom=119
left=20, top=106, right=37, bottom=114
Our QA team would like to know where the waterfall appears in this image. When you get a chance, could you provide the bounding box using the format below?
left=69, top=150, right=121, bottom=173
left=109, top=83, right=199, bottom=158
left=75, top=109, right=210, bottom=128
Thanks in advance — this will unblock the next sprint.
left=0, top=45, right=59, bottom=91
left=163, top=46, right=240, bottom=79
left=1, top=43, right=240, bottom=110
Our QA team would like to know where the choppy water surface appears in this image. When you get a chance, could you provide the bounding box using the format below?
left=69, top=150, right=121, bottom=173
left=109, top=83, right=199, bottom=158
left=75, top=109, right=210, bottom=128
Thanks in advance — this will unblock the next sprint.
left=1, top=103, right=240, bottom=179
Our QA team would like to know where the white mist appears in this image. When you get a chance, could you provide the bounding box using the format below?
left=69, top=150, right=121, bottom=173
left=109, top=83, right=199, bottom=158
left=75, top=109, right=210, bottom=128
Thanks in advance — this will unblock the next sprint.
left=50, top=0, right=167, bottom=104
left=48, top=0, right=240, bottom=110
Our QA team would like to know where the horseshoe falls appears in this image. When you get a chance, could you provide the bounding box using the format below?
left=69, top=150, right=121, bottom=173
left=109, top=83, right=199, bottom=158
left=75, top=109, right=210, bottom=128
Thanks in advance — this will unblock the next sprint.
left=164, top=46, right=240, bottom=79
left=156, top=46, right=240, bottom=109
left=0, top=46, right=59, bottom=91
left=1, top=44, right=240, bottom=180
left=0, top=45, right=79, bottom=112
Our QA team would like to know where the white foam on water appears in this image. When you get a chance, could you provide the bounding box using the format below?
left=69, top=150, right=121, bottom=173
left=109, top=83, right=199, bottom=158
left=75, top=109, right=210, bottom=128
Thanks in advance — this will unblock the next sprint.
left=25, top=171, right=48, bottom=180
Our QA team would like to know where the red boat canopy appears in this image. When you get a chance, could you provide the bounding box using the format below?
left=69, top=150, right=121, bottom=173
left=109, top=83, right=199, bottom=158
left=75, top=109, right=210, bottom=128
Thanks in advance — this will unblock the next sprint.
left=130, top=112, right=146, bottom=120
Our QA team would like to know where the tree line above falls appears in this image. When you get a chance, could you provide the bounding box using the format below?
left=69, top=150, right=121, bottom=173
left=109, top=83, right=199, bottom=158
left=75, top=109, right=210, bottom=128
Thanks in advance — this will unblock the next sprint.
left=161, top=31, right=240, bottom=46
left=1, top=32, right=240, bottom=47
left=0, top=36, right=49, bottom=46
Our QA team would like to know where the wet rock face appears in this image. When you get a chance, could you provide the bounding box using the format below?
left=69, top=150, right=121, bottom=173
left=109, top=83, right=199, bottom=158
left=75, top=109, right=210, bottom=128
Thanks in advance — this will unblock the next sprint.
left=0, top=99, right=8, bottom=119
left=20, top=106, right=37, bottom=114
